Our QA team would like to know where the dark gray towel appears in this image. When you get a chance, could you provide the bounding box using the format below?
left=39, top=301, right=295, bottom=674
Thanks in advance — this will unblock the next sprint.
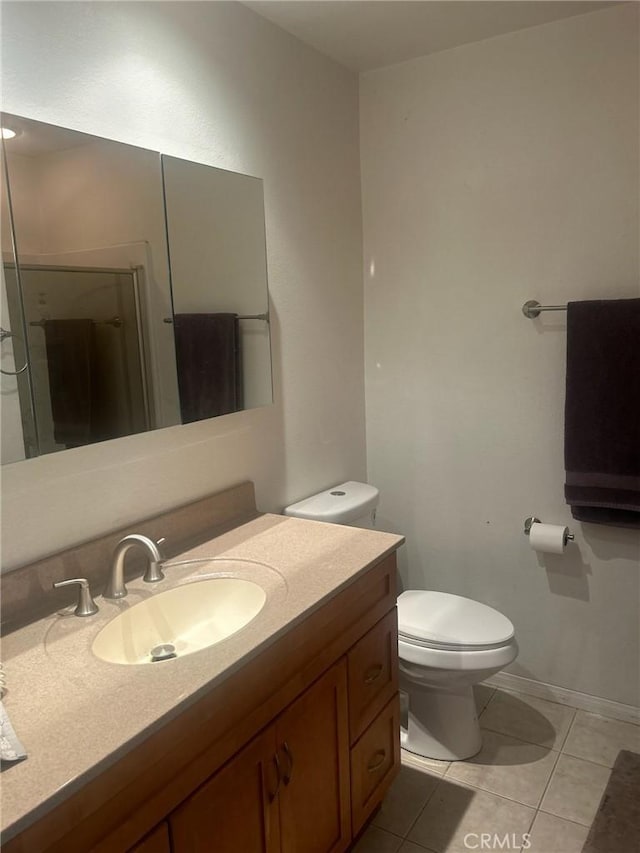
left=43, top=319, right=95, bottom=448
left=564, top=298, right=640, bottom=528
left=173, top=313, right=243, bottom=423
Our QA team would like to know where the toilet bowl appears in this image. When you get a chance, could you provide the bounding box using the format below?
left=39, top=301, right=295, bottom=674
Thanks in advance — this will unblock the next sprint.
left=398, top=589, right=518, bottom=760
left=283, top=482, right=518, bottom=762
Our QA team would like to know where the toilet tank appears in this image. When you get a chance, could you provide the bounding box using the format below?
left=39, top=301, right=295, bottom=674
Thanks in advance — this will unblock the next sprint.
left=283, top=481, right=379, bottom=528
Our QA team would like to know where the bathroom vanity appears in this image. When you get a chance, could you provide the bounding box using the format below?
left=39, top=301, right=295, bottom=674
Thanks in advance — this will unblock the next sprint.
left=0, top=483, right=403, bottom=852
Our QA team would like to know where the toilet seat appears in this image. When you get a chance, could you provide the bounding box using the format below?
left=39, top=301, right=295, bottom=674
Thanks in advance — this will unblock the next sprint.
left=398, top=590, right=515, bottom=650
left=399, top=635, right=519, bottom=671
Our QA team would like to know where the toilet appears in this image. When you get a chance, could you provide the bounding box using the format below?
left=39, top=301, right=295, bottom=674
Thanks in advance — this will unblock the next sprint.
left=284, top=481, right=518, bottom=762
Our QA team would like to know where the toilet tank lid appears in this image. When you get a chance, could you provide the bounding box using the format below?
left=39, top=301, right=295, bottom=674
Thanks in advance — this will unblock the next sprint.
left=283, top=481, right=379, bottom=524
left=397, top=590, right=515, bottom=648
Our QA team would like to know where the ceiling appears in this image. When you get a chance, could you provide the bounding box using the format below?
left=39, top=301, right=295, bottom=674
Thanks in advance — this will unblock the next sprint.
left=244, top=1, right=622, bottom=72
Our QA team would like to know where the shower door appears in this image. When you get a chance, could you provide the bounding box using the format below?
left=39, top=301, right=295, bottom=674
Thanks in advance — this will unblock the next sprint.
left=4, top=264, right=151, bottom=456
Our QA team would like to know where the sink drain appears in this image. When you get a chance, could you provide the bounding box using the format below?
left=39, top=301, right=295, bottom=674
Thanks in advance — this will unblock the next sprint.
left=150, top=643, right=177, bottom=662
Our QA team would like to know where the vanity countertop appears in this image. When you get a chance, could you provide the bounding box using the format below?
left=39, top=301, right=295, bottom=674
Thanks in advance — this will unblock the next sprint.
left=0, top=513, right=403, bottom=842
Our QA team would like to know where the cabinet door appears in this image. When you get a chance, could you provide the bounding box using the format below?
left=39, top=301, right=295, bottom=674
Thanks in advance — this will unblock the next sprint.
left=276, top=660, right=351, bottom=853
left=170, top=726, right=280, bottom=853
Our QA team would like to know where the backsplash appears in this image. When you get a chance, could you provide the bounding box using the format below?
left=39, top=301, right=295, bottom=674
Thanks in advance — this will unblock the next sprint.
left=0, top=481, right=258, bottom=633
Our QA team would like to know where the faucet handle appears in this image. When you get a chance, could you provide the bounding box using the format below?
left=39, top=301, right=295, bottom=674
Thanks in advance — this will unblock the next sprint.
left=53, top=578, right=99, bottom=617
left=143, top=537, right=166, bottom=584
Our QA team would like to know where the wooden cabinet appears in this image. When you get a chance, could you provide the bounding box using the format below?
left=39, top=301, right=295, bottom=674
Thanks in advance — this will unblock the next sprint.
left=170, top=727, right=280, bottom=853
left=347, top=610, right=398, bottom=743
left=347, top=611, right=400, bottom=837
left=277, top=662, right=350, bottom=853
left=350, top=696, right=400, bottom=835
left=169, top=620, right=399, bottom=853
left=8, top=553, right=400, bottom=853
left=171, top=662, right=351, bottom=853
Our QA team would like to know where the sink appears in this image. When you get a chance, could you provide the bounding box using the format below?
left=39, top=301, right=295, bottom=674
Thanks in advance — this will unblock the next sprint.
left=92, top=577, right=267, bottom=665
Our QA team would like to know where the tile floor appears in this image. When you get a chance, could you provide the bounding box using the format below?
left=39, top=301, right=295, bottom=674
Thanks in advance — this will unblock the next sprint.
left=353, top=685, right=640, bottom=853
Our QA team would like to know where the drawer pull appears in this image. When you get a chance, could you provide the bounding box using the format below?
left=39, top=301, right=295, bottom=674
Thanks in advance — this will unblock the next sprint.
left=367, top=749, right=387, bottom=773
left=364, top=663, right=384, bottom=684
left=282, top=741, right=294, bottom=785
left=268, top=752, right=282, bottom=802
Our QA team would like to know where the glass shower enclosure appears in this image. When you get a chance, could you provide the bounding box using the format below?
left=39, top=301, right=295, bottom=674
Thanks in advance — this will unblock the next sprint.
left=3, top=263, right=151, bottom=460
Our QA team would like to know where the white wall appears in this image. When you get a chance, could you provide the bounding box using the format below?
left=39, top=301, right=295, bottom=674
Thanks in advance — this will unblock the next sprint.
left=0, top=1, right=366, bottom=569
left=361, top=4, right=640, bottom=706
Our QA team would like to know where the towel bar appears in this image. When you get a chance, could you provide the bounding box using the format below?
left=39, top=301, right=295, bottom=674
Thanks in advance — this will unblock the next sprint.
left=163, top=312, right=269, bottom=324
left=522, top=300, right=567, bottom=319
left=29, top=317, right=123, bottom=328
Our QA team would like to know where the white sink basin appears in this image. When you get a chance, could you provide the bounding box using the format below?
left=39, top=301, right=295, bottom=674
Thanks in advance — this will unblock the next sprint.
left=92, top=577, right=267, bottom=665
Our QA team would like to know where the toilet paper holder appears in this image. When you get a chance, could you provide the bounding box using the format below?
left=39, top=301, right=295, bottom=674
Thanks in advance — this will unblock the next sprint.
left=524, top=517, right=574, bottom=543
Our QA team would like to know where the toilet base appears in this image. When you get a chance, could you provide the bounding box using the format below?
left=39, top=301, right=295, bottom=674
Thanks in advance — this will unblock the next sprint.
left=401, top=683, right=483, bottom=761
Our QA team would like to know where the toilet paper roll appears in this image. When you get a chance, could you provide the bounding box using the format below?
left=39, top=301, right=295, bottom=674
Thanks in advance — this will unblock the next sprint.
left=528, top=522, right=568, bottom=554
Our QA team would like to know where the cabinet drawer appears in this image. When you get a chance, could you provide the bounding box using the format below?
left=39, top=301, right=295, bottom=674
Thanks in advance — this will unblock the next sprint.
left=350, top=694, right=400, bottom=836
left=347, top=609, right=398, bottom=743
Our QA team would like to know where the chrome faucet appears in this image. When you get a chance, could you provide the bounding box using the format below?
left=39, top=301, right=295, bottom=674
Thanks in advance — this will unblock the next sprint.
left=104, top=534, right=166, bottom=599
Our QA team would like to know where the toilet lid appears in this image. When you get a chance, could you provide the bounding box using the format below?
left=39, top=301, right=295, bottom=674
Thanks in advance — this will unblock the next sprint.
left=397, top=590, right=515, bottom=650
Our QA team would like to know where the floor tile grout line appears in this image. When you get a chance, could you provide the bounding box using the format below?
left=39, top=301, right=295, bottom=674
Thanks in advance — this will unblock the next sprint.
left=476, top=687, right=496, bottom=719
left=533, top=744, right=565, bottom=812
left=556, top=707, right=577, bottom=751
left=384, top=828, right=405, bottom=840
left=495, top=687, right=584, bottom=720
left=559, top=748, right=625, bottom=771
left=449, top=726, right=563, bottom=762
left=427, top=771, right=548, bottom=811
left=523, top=806, right=538, bottom=846
left=561, top=707, right=579, bottom=750
left=476, top=711, right=636, bottom=768
left=498, top=686, right=583, bottom=713
left=537, top=805, right=595, bottom=830
left=478, top=721, right=569, bottom=753
left=401, top=773, right=444, bottom=842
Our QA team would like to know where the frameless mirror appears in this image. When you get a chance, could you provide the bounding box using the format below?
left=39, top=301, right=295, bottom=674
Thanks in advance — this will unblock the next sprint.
left=162, top=156, right=272, bottom=421
left=1, top=138, right=37, bottom=464
left=0, top=113, right=273, bottom=465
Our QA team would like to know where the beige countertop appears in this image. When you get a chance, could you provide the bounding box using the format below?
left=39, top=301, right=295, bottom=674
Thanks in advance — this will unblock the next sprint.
left=0, top=513, right=403, bottom=842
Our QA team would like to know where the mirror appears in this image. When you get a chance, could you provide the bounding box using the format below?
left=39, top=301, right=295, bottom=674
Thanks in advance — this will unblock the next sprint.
left=0, top=113, right=273, bottom=465
left=162, top=155, right=272, bottom=421
left=1, top=137, right=37, bottom=464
